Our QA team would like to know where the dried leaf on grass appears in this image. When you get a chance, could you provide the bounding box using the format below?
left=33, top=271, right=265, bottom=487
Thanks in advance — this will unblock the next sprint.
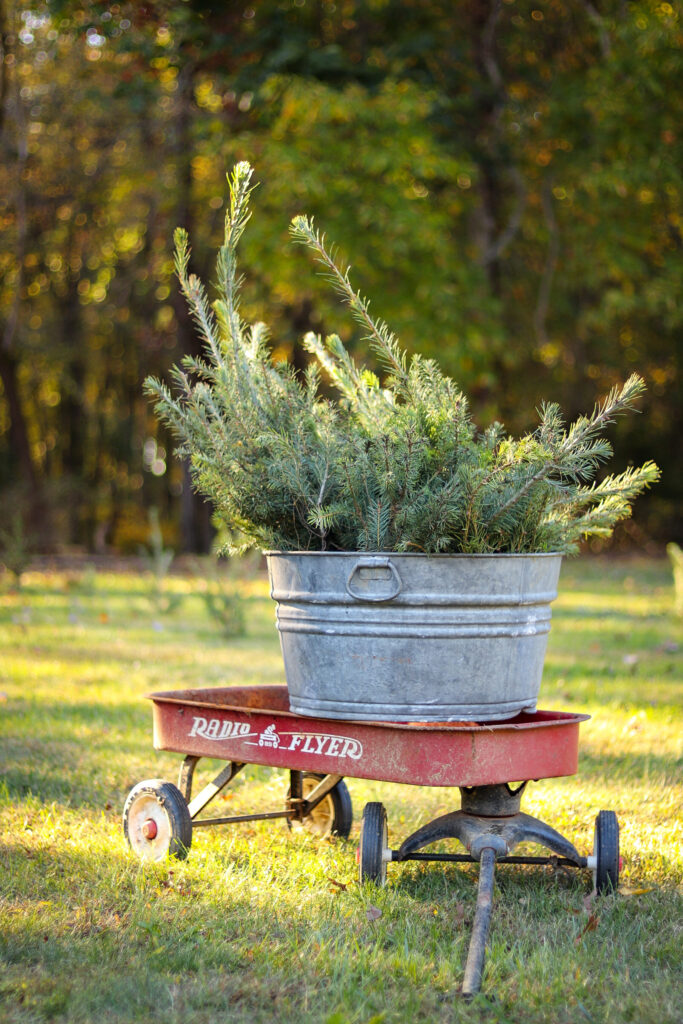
left=575, top=912, right=600, bottom=944
left=327, top=877, right=348, bottom=892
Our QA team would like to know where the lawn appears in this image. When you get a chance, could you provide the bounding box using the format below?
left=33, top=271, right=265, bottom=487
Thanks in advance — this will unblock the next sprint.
left=0, top=556, right=681, bottom=1023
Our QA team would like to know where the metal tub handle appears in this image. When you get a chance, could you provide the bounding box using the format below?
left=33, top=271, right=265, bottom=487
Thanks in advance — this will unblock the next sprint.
left=345, top=556, right=402, bottom=602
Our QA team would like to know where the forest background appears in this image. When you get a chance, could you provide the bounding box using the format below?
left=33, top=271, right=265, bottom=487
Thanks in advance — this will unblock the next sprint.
left=0, top=0, right=680, bottom=557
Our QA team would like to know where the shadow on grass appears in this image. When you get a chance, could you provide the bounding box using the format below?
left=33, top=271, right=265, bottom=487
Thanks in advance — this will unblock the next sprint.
left=0, top=846, right=319, bottom=1023
left=1, top=761, right=154, bottom=808
left=0, top=838, right=473, bottom=1024
left=2, top=695, right=148, bottom=727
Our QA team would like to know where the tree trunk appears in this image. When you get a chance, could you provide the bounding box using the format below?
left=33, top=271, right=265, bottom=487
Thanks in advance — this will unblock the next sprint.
left=57, top=278, right=87, bottom=544
left=0, top=345, right=37, bottom=489
left=0, top=9, right=49, bottom=541
left=465, top=0, right=526, bottom=413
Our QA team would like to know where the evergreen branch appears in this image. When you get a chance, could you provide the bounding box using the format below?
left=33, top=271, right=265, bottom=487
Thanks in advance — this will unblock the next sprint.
left=484, top=461, right=555, bottom=531
left=290, top=215, right=407, bottom=385
left=561, top=374, right=647, bottom=454
left=485, top=379, right=649, bottom=531
left=553, top=461, right=660, bottom=512
left=216, top=162, right=256, bottom=348
left=302, top=331, right=392, bottom=429
left=316, top=464, right=329, bottom=507
left=173, top=230, right=222, bottom=363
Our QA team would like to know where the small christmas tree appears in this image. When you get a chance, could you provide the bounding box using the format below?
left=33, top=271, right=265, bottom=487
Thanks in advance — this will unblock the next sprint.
left=145, top=163, right=659, bottom=555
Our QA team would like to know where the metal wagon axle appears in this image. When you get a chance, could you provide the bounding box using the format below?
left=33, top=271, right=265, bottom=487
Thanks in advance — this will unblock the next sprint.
left=357, top=782, right=619, bottom=999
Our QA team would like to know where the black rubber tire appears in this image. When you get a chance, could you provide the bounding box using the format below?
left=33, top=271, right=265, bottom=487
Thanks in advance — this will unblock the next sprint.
left=359, top=802, right=389, bottom=886
left=287, top=773, right=353, bottom=839
left=593, top=810, right=620, bottom=894
left=123, top=779, right=193, bottom=862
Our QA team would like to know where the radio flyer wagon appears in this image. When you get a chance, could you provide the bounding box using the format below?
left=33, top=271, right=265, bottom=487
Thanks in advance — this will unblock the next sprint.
left=123, top=684, right=619, bottom=998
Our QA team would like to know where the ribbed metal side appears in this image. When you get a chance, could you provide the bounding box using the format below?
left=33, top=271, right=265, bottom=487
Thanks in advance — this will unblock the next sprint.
left=266, top=552, right=562, bottom=723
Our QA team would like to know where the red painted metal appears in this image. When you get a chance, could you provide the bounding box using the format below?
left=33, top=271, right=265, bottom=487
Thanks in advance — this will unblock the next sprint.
left=141, top=819, right=158, bottom=840
left=148, top=685, right=589, bottom=789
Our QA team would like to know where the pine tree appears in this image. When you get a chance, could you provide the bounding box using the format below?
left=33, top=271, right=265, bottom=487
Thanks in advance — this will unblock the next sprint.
left=145, top=163, right=659, bottom=555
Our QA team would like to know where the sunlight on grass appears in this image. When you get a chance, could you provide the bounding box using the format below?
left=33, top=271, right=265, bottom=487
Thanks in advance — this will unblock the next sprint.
left=0, top=557, right=681, bottom=1023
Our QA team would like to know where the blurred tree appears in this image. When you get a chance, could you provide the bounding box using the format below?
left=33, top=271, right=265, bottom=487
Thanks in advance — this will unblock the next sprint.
left=0, top=1, right=37, bottom=502
left=0, top=0, right=679, bottom=551
left=232, top=0, right=681, bottom=541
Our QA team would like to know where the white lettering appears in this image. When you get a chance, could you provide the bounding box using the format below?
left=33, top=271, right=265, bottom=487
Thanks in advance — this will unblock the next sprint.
left=206, top=723, right=365, bottom=759
left=285, top=732, right=364, bottom=760
left=188, top=716, right=255, bottom=742
left=340, top=738, right=362, bottom=760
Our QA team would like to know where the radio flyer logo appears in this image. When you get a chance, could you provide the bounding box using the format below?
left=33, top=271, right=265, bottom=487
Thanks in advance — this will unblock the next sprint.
left=187, top=715, right=363, bottom=761
left=188, top=716, right=254, bottom=741
left=258, top=724, right=280, bottom=749
left=248, top=726, right=362, bottom=760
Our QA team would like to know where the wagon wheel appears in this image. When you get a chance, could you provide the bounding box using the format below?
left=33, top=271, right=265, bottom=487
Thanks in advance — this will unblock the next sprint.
left=123, top=779, right=192, bottom=862
left=287, top=772, right=353, bottom=839
left=358, top=802, right=389, bottom=886
left=592, top=810, right=620, bottom=894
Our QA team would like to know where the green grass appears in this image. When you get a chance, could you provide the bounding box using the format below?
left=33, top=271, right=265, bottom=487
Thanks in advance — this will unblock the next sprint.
left=1, top=557, right=681, bottom=1023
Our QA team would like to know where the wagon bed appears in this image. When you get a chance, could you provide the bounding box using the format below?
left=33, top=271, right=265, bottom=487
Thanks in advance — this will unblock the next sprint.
left=148, top=683, right=588, bottom=788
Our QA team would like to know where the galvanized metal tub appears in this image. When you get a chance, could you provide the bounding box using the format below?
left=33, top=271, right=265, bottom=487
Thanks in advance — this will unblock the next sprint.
left=266, top=551, right=562, bottom=723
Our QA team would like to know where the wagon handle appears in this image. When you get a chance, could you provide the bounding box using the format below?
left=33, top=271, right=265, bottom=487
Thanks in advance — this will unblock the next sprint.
left=345, top=556, right=402, bottom=602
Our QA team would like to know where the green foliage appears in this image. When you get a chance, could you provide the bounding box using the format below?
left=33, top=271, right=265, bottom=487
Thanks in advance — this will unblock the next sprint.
left=194, top=558, right=247, bottom=639
left=1, top=3, right=679, bottom=550
left=139, top=507, right=175, bottom=579
left=146, top=166, right=659, bottom=555
left=138, top=507, right=183, bottom=617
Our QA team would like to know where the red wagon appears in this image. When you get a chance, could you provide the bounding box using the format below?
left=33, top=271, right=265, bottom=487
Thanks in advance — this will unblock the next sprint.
left=123, top=684, right=619, bottom=998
